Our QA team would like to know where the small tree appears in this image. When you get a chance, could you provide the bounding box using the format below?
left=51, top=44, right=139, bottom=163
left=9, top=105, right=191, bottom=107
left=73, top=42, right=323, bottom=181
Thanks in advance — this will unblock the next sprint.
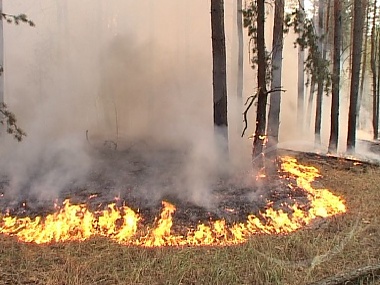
left=285, top=5, right=331, bottom=147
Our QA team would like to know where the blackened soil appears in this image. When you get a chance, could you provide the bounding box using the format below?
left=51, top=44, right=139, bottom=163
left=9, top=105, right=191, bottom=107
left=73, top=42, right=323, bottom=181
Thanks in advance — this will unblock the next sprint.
left=0, top=145, right=312, bottom=229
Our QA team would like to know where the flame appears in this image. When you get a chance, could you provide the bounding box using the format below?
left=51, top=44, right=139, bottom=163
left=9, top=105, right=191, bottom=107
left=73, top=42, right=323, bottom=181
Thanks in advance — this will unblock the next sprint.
left=0, top=157, right=346, bottom=247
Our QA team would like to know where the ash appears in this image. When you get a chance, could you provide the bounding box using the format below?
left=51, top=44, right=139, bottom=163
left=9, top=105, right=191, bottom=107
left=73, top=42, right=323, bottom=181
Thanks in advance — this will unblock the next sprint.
left=0, top=144, right=310, bottom=229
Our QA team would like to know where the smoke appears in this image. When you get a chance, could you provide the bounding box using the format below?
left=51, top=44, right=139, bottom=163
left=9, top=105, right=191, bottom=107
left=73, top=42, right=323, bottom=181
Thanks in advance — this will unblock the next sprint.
left=0, top=0, right=254, bottom=208
left=0, top=1, right=376, bottom=209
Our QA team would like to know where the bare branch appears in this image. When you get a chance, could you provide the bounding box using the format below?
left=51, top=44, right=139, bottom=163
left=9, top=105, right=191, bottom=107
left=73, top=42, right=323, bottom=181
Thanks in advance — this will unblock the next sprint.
left=265, top=87, right=286, bottom=95
left=241, top=94, right=258, bottom=137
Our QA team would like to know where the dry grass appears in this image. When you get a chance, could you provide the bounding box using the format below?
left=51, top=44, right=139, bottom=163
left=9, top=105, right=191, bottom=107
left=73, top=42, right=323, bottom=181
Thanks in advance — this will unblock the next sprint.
left=1, top=157, right=380, bottom=285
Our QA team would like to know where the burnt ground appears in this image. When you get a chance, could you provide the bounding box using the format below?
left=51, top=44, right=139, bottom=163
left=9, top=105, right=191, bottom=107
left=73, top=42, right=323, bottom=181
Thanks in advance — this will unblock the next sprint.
left=0, top=144, right=322, bottom=230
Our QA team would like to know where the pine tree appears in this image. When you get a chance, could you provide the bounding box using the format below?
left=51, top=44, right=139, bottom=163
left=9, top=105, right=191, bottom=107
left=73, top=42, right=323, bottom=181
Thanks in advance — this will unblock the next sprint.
left=211, top=0, right=229, bottom=151
left=347, top=0, right=364, bottom=152
left=328, top=0, right=342, bottom=153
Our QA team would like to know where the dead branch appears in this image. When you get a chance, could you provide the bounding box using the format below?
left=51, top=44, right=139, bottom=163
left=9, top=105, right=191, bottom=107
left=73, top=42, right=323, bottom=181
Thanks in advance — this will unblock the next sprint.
left=240, top=88, right=285, bottom=138
left=308, top=264, right=380, bottom=285
left=265, top=87, right=286, bottom=95
left=241, top=94, right=258, bottom=137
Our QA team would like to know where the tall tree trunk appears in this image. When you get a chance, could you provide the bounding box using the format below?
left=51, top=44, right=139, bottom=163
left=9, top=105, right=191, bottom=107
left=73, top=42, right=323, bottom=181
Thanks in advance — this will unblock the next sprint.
left=371, top=0, right=378, bottom=140
left=358, top=1, right=369, bottom=129
left=325, top=0, right=331, bottom=50
left=306, top=79, right=316, bottom=129
left=267, top=0, right=284, bottom=158
left=315, top=0, right=325, bottom=146
left=314, top=83, right=323, bottom=145
left=237, top=0, right=244, bottom=109
left=348, top=0, right=354, bottom=73
left=0, top=0, right=3, bottom=106
left=376, top=29, right=380, bottom=139
left=211, top=0, right=229, bottom=150
left=252, top=0, right=267, bottom=168
left=328, top=0, right=342, bottom=153
left=297, top=0, right=305, bottom=133
left=347, top=0, right=363, bottom=153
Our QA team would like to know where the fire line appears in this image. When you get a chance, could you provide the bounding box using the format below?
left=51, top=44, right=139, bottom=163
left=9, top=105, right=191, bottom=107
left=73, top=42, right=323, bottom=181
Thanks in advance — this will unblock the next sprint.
left=0, top=157, right=346, bottom=247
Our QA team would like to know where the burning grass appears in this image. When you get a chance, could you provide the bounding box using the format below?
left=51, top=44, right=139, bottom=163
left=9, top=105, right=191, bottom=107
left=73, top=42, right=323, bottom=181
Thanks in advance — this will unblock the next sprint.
left=0, top=157, right=346, bottom=246
left=0, top=155, right=379, bottom=284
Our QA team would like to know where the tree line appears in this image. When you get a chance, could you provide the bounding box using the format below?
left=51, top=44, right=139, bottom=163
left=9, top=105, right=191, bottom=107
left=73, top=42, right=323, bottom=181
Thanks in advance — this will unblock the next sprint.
left=0, top=0, right=376, bottom=167
left=211, top=0, right=373, bottom=172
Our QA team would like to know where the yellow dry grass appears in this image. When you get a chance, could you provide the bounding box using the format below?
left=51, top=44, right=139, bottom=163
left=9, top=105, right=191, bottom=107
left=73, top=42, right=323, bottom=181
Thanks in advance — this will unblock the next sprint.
left=0, top=157, right=379, bottom=285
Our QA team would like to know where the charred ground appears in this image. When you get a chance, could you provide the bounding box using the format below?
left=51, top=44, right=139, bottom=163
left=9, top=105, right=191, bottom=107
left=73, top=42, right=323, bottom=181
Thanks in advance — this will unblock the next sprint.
left=0, top=144, right=314, bottom=230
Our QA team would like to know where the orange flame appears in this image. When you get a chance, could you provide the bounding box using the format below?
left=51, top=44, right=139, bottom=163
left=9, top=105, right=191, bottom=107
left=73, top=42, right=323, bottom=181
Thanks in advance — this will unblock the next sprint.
left=0, top=157, right=346, bottom=246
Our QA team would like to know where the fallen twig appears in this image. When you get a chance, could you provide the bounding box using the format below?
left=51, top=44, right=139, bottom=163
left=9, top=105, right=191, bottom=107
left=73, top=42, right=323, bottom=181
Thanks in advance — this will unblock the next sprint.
left=308, top=264, right=380, bottom=285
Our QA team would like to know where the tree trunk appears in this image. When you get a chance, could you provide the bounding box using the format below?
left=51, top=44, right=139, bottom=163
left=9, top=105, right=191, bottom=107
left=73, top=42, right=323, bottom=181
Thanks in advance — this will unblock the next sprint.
left=315, top=83, right=323, bottom=145
left=315, top=0, right=325, bottom=146
left=315, top=0, right=329, bottom=145
left=306, top=79, right=316, bottom=129
left=328, top=0, right=342, bottom=153
left=237, top=0, right=244, bottom=108
left=371, top=1, right=379, bottom=140
left=347, top=0, right=364, bottom=153
left=297, top=0, right=305, bottom=133
left=358, top=1, right=369, bottom=129
left=252, top=0, right=267, bottom=169
left=376, top=29, right=380, bottom=138
left=267, top=0, right=284, bottom=157
left=0, top=0, right=4, bottom=105
left=211, top=0, right=229, bottom=149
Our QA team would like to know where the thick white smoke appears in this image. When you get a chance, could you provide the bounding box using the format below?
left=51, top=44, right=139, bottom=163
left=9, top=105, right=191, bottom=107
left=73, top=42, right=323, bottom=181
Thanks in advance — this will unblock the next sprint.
left=0, top=1, right=375, bottom=208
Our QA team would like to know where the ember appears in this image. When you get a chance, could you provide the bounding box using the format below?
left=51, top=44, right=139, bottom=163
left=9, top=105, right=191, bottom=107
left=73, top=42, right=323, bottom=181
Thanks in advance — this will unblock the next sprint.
left=0, top=157, right=346, bottom=247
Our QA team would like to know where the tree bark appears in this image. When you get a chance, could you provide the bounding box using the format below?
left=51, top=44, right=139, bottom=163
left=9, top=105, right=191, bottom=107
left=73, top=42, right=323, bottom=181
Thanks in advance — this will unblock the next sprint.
left=297, top=0, right=305, bottom=133
left=328, top=0, right=342, bottom=153
left=237, top=0, right=244, bottom=107
left=315, top=0, right=325, bottom=146
left=0, top=0, right=4, bottom=105
left=377, top=29, right=380, bottom=137
left=267, top=0, right=284, bottom=157
left=347, top=0, right=364, bottom=153
left=211, top=0, right=229, bottom=149
left=306, top=79, right=316, bottom=129
left=358, top=1, right=369, bottom=129
left=371, top=1, right=379, bottom=140
left=252, top=0, right=267, bottom=169
left=315, top=84, right=322, bottom=145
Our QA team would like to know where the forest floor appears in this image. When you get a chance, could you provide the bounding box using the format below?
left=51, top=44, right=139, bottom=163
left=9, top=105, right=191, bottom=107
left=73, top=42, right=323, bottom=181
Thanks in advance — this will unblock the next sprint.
left=0, top=148, right=379, bottom=285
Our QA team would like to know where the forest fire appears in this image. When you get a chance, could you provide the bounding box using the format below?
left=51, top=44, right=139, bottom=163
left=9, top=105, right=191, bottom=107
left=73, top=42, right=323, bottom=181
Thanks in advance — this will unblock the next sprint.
left=0, top=157, right=346, bottom=247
